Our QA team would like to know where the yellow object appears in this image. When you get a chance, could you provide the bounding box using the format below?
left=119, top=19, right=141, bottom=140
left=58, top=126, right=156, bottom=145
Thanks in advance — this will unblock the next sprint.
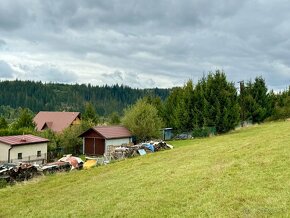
left=83, top=159, right=97, bottom=169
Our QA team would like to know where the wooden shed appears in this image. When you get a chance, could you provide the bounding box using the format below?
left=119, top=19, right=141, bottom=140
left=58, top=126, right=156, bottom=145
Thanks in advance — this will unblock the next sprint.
left=79, top=126, right=132, bottom=156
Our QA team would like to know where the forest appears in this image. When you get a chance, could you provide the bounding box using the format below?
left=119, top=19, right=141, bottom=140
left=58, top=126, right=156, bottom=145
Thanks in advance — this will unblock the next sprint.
left=0, top=70, right=290, bottom=155
left=0, top=80, right=170, bottom=116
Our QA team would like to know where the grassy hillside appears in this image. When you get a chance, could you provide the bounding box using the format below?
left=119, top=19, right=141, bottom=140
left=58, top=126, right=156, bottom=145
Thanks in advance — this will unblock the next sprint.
left=1, top=121, right=290, bottom=217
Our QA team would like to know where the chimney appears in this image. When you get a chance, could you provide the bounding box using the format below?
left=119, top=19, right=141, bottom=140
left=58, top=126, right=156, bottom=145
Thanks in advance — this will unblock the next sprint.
left=20, top=134, right=27, bottom=142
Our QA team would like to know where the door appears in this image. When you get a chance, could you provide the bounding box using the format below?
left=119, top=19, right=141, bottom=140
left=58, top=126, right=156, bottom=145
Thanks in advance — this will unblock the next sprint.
left=84, top=138, right=105, bottom=156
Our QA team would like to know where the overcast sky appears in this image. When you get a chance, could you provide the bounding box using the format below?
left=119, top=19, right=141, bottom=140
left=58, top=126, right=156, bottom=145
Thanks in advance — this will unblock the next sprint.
left=0, top=1, right=289, bottom=90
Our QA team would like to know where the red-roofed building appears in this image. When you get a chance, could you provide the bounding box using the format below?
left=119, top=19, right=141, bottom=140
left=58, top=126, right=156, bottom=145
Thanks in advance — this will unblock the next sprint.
left=0, top=134, right=49, bottom=163
left=79, top=126, right=132, bottom=156
left=33, top=111, right=81, bottom=133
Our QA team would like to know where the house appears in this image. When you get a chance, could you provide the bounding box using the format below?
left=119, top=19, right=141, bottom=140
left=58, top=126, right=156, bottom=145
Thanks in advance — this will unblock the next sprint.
left=33, top=111, right=81, bottom=133
left=0, top=134, right=49, bottom=163
left=79, top=126, right=132, bottom=156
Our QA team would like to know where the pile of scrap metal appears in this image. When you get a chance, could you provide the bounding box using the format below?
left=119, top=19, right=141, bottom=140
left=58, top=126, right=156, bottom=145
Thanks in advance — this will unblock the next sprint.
left=111, top=146, right=140, bottom=159
left=0, top=155, right=84, bottom=186
left=108, top=141, right=173, bottom=160
left=141, top=141, right=174, bottom=152
left=0, top=162, right=39, bottom=183
left=83, top=141, right=174, bottom=169
left=41, top=155, right=83, bottom=174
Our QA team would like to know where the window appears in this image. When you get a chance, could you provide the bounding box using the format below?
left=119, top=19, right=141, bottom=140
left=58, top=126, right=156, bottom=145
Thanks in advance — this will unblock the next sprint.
left=18, top=153, right=22, bottom=159
left=37, top=150, right=41, bottom=157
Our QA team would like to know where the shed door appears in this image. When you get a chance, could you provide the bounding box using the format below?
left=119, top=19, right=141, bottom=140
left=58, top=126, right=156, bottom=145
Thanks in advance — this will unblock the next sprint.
left=85, top=138, right=94, bottom=155
left=84, top=138, right=105, bottom=156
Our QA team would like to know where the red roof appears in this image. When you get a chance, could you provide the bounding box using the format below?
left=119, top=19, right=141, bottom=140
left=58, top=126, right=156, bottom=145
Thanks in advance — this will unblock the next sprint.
left=33, top=111, right=80, bottom=132
left=80, top=126, right=132, bottom=139
left=0, top=134, right=49, bottom=146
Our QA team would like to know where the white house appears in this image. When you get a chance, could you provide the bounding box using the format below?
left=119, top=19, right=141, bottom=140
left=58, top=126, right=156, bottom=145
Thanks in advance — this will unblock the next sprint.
left=79, top=126, right=132, bottom=156
left=0, top=134, right=49, bottom=164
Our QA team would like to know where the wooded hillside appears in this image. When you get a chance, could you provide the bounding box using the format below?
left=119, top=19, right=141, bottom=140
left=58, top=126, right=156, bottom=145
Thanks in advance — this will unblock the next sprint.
left=0, top=80, right=170, bottom=115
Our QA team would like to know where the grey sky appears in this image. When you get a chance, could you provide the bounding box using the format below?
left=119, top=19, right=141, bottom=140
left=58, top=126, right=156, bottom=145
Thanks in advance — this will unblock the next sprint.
left=0, top=0, right=289, bottom=90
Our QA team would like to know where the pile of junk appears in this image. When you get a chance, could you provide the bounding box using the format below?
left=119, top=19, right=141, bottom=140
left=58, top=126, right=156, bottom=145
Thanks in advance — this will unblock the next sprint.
left=83, top=140, right=173, bottom=169
left=1, top=141, right=173, bottom=184
left=0, top=154, right=83, bottom=184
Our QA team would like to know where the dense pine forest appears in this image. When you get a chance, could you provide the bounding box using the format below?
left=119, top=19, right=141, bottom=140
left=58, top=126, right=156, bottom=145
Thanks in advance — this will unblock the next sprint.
left=0, top=80, right=170, bottom=116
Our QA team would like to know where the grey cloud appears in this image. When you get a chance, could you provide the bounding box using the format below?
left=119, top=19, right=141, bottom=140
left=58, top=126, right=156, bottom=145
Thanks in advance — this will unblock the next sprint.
left=0, top=60, right=15, bottom=78
left=64, top=0, right=244, bottom=29
left=0, top=1, right=289, bottom=89
left=0, top=0, right=244, bottom=34
left=0, top=39, right=6, bottom=47
left=0, top=0, right=33, bottom=30
left=0, top=39, right=6, bottom=51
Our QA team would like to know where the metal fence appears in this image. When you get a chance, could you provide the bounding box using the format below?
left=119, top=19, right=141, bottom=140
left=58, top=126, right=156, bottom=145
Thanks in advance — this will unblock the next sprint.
left=170, top=127, right=217, bottom=140
left=11, top=153, right=47, bottom=164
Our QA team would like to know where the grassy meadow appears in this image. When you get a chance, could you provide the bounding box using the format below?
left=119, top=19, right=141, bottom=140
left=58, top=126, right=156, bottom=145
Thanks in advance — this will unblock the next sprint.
left=1, top=121, right=290, bottom=217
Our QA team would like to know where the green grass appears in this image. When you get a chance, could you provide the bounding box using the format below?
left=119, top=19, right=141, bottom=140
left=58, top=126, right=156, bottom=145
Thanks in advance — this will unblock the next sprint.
left=1, top=121, right=290, bottom=217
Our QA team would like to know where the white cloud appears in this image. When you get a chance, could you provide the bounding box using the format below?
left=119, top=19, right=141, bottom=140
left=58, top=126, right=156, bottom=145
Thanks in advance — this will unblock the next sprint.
left=17, top=64, right=79, bottom=83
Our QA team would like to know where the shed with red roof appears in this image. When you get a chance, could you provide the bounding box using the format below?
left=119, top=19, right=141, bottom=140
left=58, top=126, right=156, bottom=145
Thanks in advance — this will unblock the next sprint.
left=0, top=134, right=49, bottom=163
left=79, top=126, right=132, bottom=156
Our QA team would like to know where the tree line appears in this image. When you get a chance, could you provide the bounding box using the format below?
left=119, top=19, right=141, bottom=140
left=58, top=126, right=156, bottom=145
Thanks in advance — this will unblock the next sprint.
left=0, top=71, right=290, bottom=155
left=0, top=80, right=170, bottom=116
left=122, top=70, right=290, bottom=141
left=163, top=71, right=290, bottom=133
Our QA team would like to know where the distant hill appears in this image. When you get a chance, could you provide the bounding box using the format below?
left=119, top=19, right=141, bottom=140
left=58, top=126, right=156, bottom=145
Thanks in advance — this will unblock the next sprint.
left=0, top=80, right=170, bottom=115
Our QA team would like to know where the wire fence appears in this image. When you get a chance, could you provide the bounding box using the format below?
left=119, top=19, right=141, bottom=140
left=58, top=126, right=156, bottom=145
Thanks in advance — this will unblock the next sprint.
left=166, top=127, right=217, bottom=140
left=11, top=153, right=47, bottom=164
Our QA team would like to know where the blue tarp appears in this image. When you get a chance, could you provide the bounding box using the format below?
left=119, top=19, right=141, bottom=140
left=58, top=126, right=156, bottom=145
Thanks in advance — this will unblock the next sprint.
left=144, top=143, right=155, bottom=152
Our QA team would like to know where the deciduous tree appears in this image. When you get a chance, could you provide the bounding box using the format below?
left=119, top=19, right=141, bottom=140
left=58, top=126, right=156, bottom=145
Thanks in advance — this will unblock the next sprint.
left=108, top=112, right=121, bottom=125
left=122, top=99, right=163, bottom=142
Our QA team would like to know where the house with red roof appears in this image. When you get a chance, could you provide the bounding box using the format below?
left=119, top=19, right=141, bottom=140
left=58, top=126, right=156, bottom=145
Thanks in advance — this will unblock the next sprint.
left=0, top=134, right=49, bottom=163
left=79, top=126, right=132, bottom=156
left=33, top=111, right=81, bottom=133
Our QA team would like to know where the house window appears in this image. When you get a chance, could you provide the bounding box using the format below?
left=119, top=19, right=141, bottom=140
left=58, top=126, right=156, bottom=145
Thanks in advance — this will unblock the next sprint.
left=18, top=153, right=22, bottom=159
left=37, top=151, right=41, bottom=157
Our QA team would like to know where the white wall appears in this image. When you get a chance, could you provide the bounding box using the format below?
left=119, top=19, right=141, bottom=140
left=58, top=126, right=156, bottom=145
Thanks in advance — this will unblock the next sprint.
left=10, top=143, right=48, bottom=163
left=106, top=138, right=131, bottom=147
left=0, top=143, right=11, bottom=162
left=105, top=138, right=132, bottom=154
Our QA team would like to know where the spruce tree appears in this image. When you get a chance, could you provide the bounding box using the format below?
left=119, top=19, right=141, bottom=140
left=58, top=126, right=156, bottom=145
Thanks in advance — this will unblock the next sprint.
left=0, top=117, right=8, bottom=129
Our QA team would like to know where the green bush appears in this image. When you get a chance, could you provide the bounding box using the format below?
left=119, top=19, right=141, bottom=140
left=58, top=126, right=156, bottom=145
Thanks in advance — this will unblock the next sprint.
left=0, top=128, right=34, bottom=136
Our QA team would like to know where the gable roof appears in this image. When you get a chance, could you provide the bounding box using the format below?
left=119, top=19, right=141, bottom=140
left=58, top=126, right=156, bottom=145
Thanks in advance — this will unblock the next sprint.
left=33, top=111, right=80, bottom=132
left=80, top=126, right=132, bottom=139
left=0, top=134, right=49, bottom=146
